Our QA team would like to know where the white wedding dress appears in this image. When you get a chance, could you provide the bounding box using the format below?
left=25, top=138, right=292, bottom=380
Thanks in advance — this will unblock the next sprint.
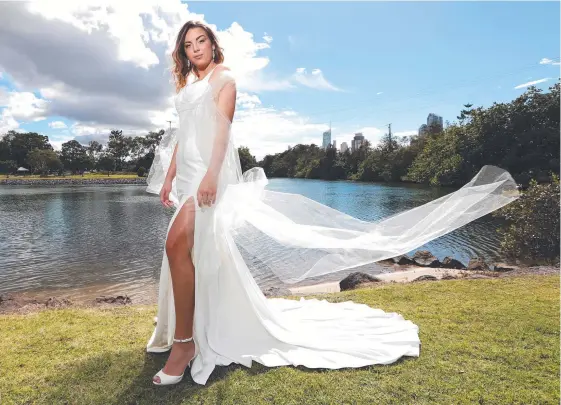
left=145, top=64, right=520, bottom=385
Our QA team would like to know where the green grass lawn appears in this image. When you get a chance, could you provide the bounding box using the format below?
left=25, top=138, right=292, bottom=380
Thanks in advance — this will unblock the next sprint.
left=1, top=173, right=141, bottom=180
left=0, top=275, right=558, bottom=405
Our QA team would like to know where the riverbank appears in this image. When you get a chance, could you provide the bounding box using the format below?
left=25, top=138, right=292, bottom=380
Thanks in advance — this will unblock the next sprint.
left=1, top=264, right=557, bottom=315
left=0, top=175, right=147, bottom=186
left=288, top=264, right=559, bottom=294
left=0, top=274, right=558, bottom=404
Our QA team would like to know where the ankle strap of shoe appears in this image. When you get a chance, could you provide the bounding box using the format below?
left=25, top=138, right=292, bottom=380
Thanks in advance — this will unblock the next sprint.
left=173, top=337, right=193, bottom=343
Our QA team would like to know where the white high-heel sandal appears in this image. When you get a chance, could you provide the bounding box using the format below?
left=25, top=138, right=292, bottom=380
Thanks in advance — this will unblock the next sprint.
left=152, top=336, right=196, bottom=386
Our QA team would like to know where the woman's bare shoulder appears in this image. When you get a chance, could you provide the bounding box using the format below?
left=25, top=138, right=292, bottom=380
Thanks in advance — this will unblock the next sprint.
left=216, top=64, right=231, bottom=72
left=213, top=64, right=234, bottom=79
left=210, top=65, right=236, bottom=88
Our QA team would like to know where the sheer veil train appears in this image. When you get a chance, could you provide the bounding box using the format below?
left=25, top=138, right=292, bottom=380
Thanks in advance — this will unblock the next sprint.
left=147, top=122, right=520, bottom=285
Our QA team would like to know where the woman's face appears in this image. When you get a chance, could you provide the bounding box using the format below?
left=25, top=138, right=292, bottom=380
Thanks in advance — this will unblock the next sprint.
left=184, top=27, right=213, bottom=70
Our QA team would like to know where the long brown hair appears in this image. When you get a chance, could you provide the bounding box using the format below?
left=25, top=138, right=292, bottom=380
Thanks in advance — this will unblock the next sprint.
left=171, top=21, right=225, bottom=93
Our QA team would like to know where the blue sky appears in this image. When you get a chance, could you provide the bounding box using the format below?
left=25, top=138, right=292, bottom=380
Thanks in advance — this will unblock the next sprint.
left=193, top=1, right=560, bottom=140
left=0, top=1, right=559, bottom=159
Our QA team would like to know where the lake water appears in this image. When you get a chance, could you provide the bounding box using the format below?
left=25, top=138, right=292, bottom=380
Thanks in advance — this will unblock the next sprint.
left=0, top=178, right=506, bottom=303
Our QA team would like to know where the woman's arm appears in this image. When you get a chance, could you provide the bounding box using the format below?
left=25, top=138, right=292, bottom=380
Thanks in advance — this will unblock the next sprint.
left=197, top=69, right=237, bottom=207
left=207, top=80, right=236, bottom=178
left=165, top=143, right=178, bottom=183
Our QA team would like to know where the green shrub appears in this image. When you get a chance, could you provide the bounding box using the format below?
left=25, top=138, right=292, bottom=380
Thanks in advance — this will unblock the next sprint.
left=137, top=166, right=146, bottom=177
left=494, top=174, right=560, bottom=264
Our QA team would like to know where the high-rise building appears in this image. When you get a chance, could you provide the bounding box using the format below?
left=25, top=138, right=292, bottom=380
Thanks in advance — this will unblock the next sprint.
left=351, top=132, right=365, bottom=152
left=427, top=113, right=443, bottom=129
left=340, top=142, right=348, bottom=153
left=418, top=124, right=428, bottom=137
left=419, top=113, right=443, bottom=136
left=332, top=140, right=337, bottom=150
left=322, top=129, right=331, bottom=149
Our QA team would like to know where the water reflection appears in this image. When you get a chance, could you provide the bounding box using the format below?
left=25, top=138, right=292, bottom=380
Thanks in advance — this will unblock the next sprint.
left=0, top=179, right=506, bottom=301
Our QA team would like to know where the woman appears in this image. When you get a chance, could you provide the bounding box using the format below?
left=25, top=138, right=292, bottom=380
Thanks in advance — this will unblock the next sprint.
left=146, top=21, right=520, bottom=386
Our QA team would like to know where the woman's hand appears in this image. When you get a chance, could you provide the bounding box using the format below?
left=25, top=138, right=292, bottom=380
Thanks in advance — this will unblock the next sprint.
left=160, top=179, right=174, bottom=208
left=197, top=172, right=218, bottom=208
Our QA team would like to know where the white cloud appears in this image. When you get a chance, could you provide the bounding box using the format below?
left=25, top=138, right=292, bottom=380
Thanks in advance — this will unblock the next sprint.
left=231, top=98, right=328, bottom=160
left=236, top=92, right=262, bottom=109
left=539, top=58, right=560, bottom=66
left=49, top=134, right=79, bottom=151
left=239, top=74, right=296, bottom=92
left=0, top=1, right=286, bottom=138
left=0, top=87, right=7, bottom=106
left=230, top=95, right=397, bottom=160
left=0, top=90, right=48, bottom=123
left=0, top=109, right=19, bottom=133
left=25, top=1, right=191, bottom=69
left=48, top=120, right=67, bottom=129
left=216, top=23, right=298, bottom=93
left=282, top=110, right=297, bottom=117
left=292, top=68, right=342, bottom=91
left=216, top=22, right=272, bottom=83
left=0, top=1, right=346, bottom=158
left=514, top=77, right=551, bottom=89
left=377, top=92, right=383, bottom=95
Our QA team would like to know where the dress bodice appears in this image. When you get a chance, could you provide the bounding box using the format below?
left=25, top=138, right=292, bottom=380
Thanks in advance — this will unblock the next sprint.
left=145, top=64, right=239, bottom=208
left=174, top=65, right=219, bottom=114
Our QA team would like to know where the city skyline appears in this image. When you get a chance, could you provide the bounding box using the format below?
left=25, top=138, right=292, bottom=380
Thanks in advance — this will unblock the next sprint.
left=324, top=112, right=443, bottom=154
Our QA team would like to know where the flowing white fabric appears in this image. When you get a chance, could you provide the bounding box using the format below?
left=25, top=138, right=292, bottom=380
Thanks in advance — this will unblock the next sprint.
left=145, top=65, right=520, bottom=385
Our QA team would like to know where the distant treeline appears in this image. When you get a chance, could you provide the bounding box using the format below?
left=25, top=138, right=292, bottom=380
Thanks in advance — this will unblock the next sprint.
left=245, top=82, right=560, bottom=187
left=0, top=129, right=164, bottom=176
left=1, top=82, right=559, bottom=187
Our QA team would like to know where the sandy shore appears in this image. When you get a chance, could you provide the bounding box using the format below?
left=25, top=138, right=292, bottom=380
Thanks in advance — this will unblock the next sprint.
left=288, top=267, right=467, bottom=294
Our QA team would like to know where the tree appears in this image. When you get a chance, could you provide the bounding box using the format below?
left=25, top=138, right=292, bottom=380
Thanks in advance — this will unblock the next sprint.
left=318, top=144, right=345, bottom=180
left=26, top=148, right=61, bottom=175
left=60, top=140, right=91, bottom=174
left=237, top=146, right=257, bottom=173
left=96, top=154, right=116, bottom=176
left=106, top=130, right=132, bottom=171
left=457, top=103, right=474, bottom=123
left=494, top=175, right=560, bottom=264
left=348, top=140, right=371, bottom=178
left=378, top=132, right=399, bottom=154
left=3, top=131, right=53, bottom=168
left=130, top=136, right=148, bottom=162
left=408, top=81, right=560, bottom=186
left=0, top=135, right=11, bottom=162
left=86, top=140, right=103, bottom=162
left=0, top=160, right=17, bottom=175
left=127, top=130, right=165, bottom=172
left=259, top=154, right=275, bottom=177
left=407, top=124, right=465, bottom=185
left=144, top=130, right=165, bottom=155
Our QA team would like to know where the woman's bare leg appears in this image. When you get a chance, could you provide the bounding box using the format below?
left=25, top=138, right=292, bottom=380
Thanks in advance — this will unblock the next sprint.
left=153, top=197, right=196, bottom=382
